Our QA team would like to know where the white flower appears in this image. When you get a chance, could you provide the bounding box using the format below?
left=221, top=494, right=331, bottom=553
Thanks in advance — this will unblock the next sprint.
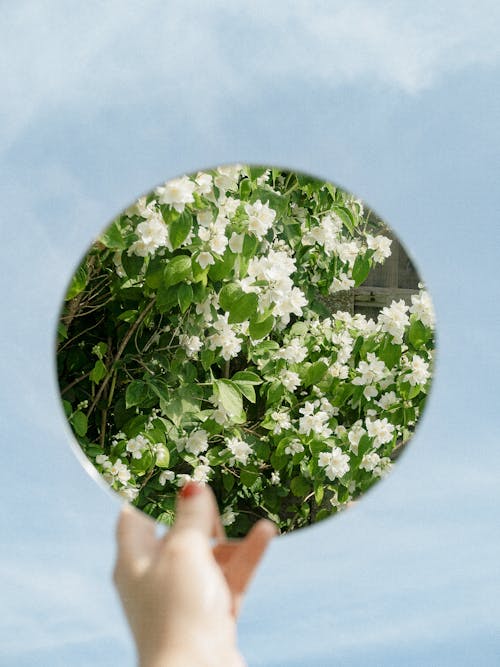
left=176, top=473, right=193, bottom=487
left=406, top=355, right=431, bottom=386
left=277, top=338, right=308, bottom=363
left=208, top=314, right=242, bottom=361
left=129, top=215, right=169, bottom=257
left=360, top=451, right=381, bottom=472
left=126, top=434, right=149, bottom=459
left=271, top=410, right=292, bottom=434
left=318, top=447, right=350, bottom=481
left=192, top=464, right=211, bottom=483
left=209, top=233, right=228, bottom=256
left=284, top=439, right=304, bottom=456
left=179, top=334, right=202, bottom=358
left=336, top=240, right=360, bottom=266
left=409, top=291, right=435, bottom=328
left=157, top=176, right=196, bottom=212
left=378, top=299, right=410, bottom=344
left=197, top=251, right=215, bottom=269
left=279, top=369, right=301, bottom=393
left=159, top=470, right=175, bottom=485
left=95, top=454, right=109, bottom=466
left=298, top=403, right=332, bottom=438
left=329, top=272, right=355, bottom=293
left=225, top=436, right=253, bottom=465
left=118, top=486, right=139, bottom=501
left=221, top=507, right=237, bottom=526
left=185, top=429, right=209, bottom=456
left=348, top=421, right=367, bottom=454
left=352, top=353, right=389, bottom=388
left=108, top=458, right=131, bottom=483
left=214, top=165, right=243, bottom=192
left=195, top=172, right=213, bottom=195
left=367, top=235, right=392, bottom=263
left=328, top=362, right=349, bottom=379
left=376, top=391, right=397, bottom=410
left=270, top=471, right=281, bottom=485
left=228, top=232, right=244, bottom=254
left=366, top=417, right=395, bottom=448
left=244, top=199, right=276, bottom=239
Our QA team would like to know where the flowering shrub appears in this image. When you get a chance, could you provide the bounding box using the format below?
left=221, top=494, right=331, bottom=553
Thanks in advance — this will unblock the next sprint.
left=57, top=165, right=435, bottom=536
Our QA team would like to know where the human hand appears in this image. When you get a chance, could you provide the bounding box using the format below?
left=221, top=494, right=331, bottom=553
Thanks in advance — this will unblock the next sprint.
left=113, top=482, right=277, bottom=667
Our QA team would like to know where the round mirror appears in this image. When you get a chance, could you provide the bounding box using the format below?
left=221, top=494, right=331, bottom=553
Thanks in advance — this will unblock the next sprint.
left=56, top=165, right=436, bottom=536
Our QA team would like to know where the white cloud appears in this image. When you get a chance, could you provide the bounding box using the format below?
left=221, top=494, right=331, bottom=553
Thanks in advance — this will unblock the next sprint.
left=1, top=1, right=499, bottom=152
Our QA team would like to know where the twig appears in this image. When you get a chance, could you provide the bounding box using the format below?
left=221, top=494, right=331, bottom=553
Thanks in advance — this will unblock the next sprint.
left=87, top=298, right=156, bottom=418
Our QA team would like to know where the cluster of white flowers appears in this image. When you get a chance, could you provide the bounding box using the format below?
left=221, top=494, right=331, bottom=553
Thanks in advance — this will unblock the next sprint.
left=365, top=417, right=395, bottom=448
left=279, top=369, right=301, bottom=393
left=179, top=334, right=203, bottom=358
left=244, top=199, right=276, bottom=240
left=352, top=352, right=391, bottom=400
left=366, top=234, right=392, bottom=262
left=241, top=249, right=307, bottom=326
left=409, top=291, right=435, bottom=328
left=225, top=436, right=253, bottom=465
left=207, top=313, right=243, bottom=361
left=184, top=429, right=209, bottom=456
left=405, top=354, right=431, bottom=386
left=126, top=434, right=149, bottom=459
left=298, top=401, right=333, bottom=439
left=156, top=175, right=196, bottom=213
left=271, top=409, right=292, bottom=434
left=378, top=300, right=410, bottom=344
left=96, top=455, right=131, bottom=485
left=318, top=447, right=350, bottom=481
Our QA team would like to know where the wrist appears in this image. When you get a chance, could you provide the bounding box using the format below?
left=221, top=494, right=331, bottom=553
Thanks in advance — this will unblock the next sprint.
left=140, top=646, right=245, bottom=667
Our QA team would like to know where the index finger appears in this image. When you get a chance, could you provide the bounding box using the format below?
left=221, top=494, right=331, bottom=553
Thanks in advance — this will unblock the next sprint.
left=168, top=482, right=226, bottom=542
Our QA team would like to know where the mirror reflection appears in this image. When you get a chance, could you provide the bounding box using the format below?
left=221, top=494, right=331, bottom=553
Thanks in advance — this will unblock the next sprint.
left=57, top=165, right=435, bottom=536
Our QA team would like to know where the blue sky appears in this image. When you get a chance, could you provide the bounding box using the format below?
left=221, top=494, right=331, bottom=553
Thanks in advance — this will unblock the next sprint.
left=1, top=2, right=500, bottom=665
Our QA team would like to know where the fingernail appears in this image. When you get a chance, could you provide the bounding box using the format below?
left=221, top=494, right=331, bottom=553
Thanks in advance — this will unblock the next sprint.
left=179, top=481, right=204, bottom=499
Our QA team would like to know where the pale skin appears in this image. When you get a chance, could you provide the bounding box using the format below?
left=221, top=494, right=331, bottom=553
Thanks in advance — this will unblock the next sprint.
left=113, top=482, right=277, bottom=667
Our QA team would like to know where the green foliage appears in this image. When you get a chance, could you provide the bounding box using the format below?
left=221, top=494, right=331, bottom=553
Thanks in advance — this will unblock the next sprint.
left=57, top=164, right=435, bottom=537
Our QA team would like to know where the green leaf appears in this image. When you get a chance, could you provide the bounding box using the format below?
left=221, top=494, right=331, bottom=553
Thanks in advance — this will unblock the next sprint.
left=213, top=379, right=243, bottom=417
left=155, top=445, right=170, bottom=468
left=92, top=342, right=108, bottom=359
left=100, top=220, right=126, bottom=249
left=314, top=484, right=325, bottom=505
left=241, top=233, right=259, bottom=259
left=240, top=465, right=259, bottom=487
left=231, top=371, right=262, bottom=385
left=235, top=382, right=256, bottom=403
left=291, top=476, right=310, bottom=497
left=218, top=283, right=240, bottom=311
left=219, top=283, right=258, bottom=323
left=378, top=338, right=401, bottom=369
left=223, top=473, right=236, bottom=492
left=239, top=178, right=252, bottom=199
left=352, top=254, right=371, bottom=286
left=169, top=211, right=192, bottom=249
left=304, top=360, right=328, bottom=387
left=249, top=166, right=268, bottom=181
left=57, top=322, right=68, bottom=341
left=126, top=380, right=149, bottom=408
left=71, top=410, right=88, bottom=437
left=207, top=248, right=236, bottom=281
left=121, top=252, right=144, bottom=279
left=145, top=256, right=165, bottom=289
left=408, top=318, right=427, bottom=348
left=157, top=283, right=178, bottom=314
left=249, top=314, right=275, bottom=340
left=89, top=359, right=107, bottom=384
left=177, top=283, right=193, bottom=314
left=65, top=264, right=88, bottom=301
left=164, top=255, right=192, bottom=287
